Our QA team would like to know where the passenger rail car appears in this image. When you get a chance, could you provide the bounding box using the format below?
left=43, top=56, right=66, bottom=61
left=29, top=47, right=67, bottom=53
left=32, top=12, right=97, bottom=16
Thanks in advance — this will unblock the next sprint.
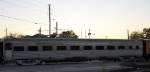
left=0, top=38, right=149, bottom=65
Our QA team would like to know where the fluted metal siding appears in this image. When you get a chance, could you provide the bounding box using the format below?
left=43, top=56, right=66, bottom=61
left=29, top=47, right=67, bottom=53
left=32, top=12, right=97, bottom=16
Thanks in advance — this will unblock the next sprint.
left=3, top=38, right=143, bottom=61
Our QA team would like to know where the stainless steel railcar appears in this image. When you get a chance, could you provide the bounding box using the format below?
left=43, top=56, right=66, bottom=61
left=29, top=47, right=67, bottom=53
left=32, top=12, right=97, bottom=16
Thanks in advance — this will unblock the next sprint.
left=0, top=38, right=149, bottom=65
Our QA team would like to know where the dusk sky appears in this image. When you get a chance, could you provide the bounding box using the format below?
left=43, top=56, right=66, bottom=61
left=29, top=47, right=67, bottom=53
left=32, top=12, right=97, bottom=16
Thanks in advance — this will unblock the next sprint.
left=0, top=0, right=150, bottom=39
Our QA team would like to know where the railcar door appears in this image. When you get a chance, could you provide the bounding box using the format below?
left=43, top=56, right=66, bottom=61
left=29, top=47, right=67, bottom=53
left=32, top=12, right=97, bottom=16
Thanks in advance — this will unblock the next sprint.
left=0, top=42, right=3, bottom=62
left=5, top=43, right=12, bottom=61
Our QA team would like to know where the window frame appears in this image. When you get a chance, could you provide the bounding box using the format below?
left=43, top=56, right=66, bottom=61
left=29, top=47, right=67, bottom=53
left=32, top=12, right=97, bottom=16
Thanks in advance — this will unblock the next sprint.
left=5, top=43, right=12, bottom=50
left=107, top=46, right=115, bottom=50
left=118, top=46, right=125, bottom=50
left=57, top=46, right=66, bottom=50
left=96, top=46, right=104, bottom=50
left=14, top=46, right=24, bottom=51
left=129, top=46, right=132, bottom=49
left=136, top=46, right=139, bottom=50
left=43, top=46, right=52, bottom=51
left=28, top=46, right=38, bottom=51
left=84, top=46, right=92, bottom=50
left=70, top=46, right=80, bottom=50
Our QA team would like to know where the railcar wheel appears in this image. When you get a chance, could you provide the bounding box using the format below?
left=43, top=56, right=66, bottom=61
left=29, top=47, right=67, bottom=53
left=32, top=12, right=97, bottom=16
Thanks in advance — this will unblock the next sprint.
left=119, top=57, right=124, bottom=61
left=129, top=57, right=135, bottom=61
left=1, top=61, right=5, bottom=65
left=33, top=59, right=42, bottom=65
left=114, top=58, right=119, bottom=62
left=119, top=56, right=134, bottom=61
left=16, top=60, right=23, bottom=66
left=41, top=61, right=45, bottom=65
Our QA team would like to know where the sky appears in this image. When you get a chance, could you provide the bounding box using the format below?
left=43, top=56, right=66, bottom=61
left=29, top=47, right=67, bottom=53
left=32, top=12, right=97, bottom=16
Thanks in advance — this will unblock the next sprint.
left=0, top=0, right=150, bottom=39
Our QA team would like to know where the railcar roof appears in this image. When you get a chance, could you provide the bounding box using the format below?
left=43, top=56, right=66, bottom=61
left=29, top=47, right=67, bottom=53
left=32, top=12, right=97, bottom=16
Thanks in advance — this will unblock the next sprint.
left=3, top=38, right=142, bottom=42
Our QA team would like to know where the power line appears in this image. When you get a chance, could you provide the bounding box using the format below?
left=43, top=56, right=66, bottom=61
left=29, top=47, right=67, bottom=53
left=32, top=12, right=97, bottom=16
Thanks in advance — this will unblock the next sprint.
left=51, top=6, right=84, bottom=28
left=18, top=0, right=46, bottom=8
left=51, top=9, right=76, bottom=24
left=0, top=9, right=47, bottom=20
left=51, top=6, right=72, bottom=19
left=0, top=0, right=46, bottom=13
left=0, top=15, right=47, bottom=25
left=51, top=9, right=84, bottom=30
left=33, top=0, right=47, bottom=5
left=13, top=26, right=39, bottom=33
left=51, top=10, right=70, bottom=21
left=0, top=14, right=57, bottom=31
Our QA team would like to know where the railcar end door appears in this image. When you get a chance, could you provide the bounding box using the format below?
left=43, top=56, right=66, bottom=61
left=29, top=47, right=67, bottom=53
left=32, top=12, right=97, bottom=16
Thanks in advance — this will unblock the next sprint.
left=5, top=43, right=12, bottom=61
left=0, top=42, right=3, bottom=62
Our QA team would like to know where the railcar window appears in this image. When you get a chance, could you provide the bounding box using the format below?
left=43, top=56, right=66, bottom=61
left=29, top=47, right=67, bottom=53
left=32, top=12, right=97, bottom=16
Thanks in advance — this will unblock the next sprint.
left=136, top=46, right=139, bottom=49
left=71, top=46, right=79, bottom=50
left=84, top=46, right=92, bottom=50
left=107, top=46, right=115, bottom=50
left=43, top=46, right=52, bottom=51
left=14, top=46, right=24, bottom=51
left=118, top=46, right=125, bottom=49
left=96, top=46, right=104, bottom=50
left=129, top=46, right=132, bottom=49
left=28, top=46, right=38, bottom=51
left=5, top=43, right=12, bottom=50
left=57, top=46, right=66, bottom=50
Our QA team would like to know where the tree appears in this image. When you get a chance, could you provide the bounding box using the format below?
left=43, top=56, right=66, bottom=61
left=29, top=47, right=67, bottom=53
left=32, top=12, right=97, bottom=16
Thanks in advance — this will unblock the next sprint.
left=3, top=33, right=25, bottom=38
left=49, top=33, right=57, bottom=38
left=58, top=30, right=78, bottom=38
left=130, top=27, right=150, bottom=39
left=130, top=31, right=144, bottom=39
left=25, top=34, right=48, bottom=38
left=2, top=30, right=78, bottom=39
left=143, top=28, right=150, bottom=39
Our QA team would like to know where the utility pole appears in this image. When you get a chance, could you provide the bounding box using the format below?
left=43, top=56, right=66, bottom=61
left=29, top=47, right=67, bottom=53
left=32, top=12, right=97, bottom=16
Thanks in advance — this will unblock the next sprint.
left=56, top=22, right=58, bottom=36
left=4, top=28, right=7, bottom=38
left=85, top=30, right=87, bottom=38
left=37, top=27, right=41, bottom=38
left=88, top=28, right=91, bottom=39
left=49, top=4, right=51, bottom=37
left=39, top=27, right=41, bottom=35
left=127, top=29, right=129, bottom=40
left=81, top=29, right=82, bottom=39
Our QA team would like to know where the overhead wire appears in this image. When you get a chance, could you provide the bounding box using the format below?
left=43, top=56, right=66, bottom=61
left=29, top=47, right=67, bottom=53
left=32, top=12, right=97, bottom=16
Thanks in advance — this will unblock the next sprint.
left=51, top=5, right=75, bottom=19
left=0, top=13, right=56, bottom=32
left=0, top=15, right=47, bottom=25
left=51, top=8, right=71, bottom=22
left=16, top=0, right=50, bottom=20
left=18, top=0, right=55, bottom=31
left=50, top=8, right=75, bottom=25
left=33, top=0, right=48, bottom=5
left=0, top=9, right=48, bottom=20
left=51, top=6, right=72, bottom=19
left=0, top=0, right=82, bottom=34
left=0, top=9, right=50, bottom=33
left=51, top=6, right=84, bottom=28
left=17, top=0, right=46, bottom=8
left=18, top=0, right=78, bottom=30
left=14, top=25, right=40, bottom=33
left=0, top=0, right=57, bottom=35
left=51, top=11, right=69, bottom=23
left=50, top=7, right=87, bottom=38
left=0, top=0, right=46, bottom=13
left=0, top=0, right=50, bottom=26
left=31, top=1, right=69, bottom=18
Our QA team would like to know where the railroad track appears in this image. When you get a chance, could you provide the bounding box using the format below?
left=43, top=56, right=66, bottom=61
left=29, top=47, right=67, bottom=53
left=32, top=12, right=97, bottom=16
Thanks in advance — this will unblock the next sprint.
left=0, top=60, right=104, bottom=66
